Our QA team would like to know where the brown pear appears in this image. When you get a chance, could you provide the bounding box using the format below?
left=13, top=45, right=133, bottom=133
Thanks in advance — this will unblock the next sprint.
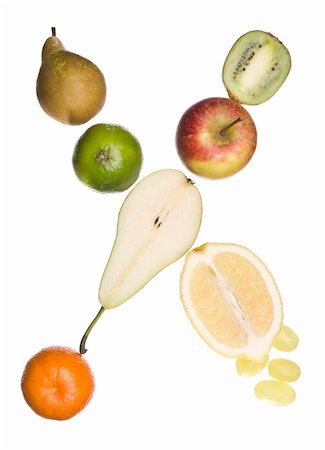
left=36, top=28, right=106, bottom=125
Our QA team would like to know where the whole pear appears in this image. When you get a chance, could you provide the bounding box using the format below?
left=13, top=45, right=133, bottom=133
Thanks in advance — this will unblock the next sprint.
left=36, top=28, right=106, bottom=125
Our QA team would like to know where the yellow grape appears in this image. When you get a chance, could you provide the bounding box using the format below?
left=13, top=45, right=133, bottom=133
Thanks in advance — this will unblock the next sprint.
left=255, top=380, right=296, bottom=406
left=272, top=325, right=299, bottom=351
left=236, top=355, right=269, bottom=377
left=268, top=358, right=301, bottom=382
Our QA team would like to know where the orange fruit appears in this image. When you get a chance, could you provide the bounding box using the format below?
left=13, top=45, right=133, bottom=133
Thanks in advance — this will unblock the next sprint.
left=180, top=243, right=283, bottom=361
left=21, top=346, right=95, bottom=420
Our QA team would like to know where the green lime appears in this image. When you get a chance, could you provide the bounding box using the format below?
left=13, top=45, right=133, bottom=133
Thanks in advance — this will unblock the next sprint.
left=72, top=123, right=143, bottom=192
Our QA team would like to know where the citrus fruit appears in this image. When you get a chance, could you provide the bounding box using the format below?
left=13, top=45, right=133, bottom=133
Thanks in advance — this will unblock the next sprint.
left=21, top=346, right=95, bottom=420
left=180, top=243, right=283, bottom=361
left=72, top=123, right=143, bottom=192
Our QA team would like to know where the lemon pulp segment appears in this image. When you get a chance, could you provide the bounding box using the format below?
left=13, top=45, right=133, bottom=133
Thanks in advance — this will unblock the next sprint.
left=189, top=263, right=248, bottom=347
left=213, top=252, right=274, bottom=337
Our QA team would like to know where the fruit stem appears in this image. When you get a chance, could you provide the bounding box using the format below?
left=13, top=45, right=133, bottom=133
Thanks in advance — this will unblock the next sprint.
left=96, top=149, right=110, bottom=163
left=220, top=117, right=242, bottom=136
left=51, top=27, right=56, bottom=37
left=79, top=306, right=105, bottom=355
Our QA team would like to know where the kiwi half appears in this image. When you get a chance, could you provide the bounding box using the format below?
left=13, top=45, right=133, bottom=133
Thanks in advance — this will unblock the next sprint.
left=222, top=30, right=291, bottom=105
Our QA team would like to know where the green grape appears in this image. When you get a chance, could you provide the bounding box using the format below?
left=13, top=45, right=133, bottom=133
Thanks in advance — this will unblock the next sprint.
left=272, top=325, right=299, bottom=351
left=268, top=358, right=301, bottom=382
left=255, top=380, right=296, bottom=406
left=236, top=355, right=269, bottom=377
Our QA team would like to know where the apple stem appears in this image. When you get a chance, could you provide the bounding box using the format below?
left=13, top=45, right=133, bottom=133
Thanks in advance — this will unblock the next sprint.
left=79, top=306, right=105, bottom=355
left=51, top=27, right=56, bottom=37
left=220, top=117, right=242, bottom=136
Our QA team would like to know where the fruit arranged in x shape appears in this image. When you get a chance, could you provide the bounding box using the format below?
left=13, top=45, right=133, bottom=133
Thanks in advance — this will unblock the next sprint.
left=23, top=27, right=295, bottom=420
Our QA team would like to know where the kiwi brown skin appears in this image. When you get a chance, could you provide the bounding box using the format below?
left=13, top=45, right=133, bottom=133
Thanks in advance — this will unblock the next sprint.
left=225, top=88, right=241, bottom=104
left=222, top=30, right=291, bottom=106
left=36, top=31, right=106, bottom=125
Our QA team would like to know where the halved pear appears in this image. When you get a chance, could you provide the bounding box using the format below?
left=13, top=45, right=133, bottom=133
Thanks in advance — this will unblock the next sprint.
left=99, top=169, right=202, bottom=309
left=79, top=169, right=202, bottom=353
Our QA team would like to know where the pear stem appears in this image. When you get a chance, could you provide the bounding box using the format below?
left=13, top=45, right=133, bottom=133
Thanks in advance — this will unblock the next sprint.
left=51, top=27, right=56, bottom=37
left=220, top=117, right=242, bottom=136
left=79, top=306, right=105, bottom=355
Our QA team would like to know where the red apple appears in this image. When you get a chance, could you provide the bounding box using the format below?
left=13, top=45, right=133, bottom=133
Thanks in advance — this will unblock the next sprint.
left=176, top=97, right=257, bottom=179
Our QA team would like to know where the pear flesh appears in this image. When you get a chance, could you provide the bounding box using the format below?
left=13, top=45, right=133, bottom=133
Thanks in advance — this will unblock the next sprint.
left=36, top=28, right=106, bottom=125
left=99, top=169, right=202, bottom=309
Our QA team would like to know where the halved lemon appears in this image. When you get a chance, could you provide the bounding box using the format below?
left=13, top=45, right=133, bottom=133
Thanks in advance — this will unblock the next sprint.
left=180, top=243, right=283, bottom=361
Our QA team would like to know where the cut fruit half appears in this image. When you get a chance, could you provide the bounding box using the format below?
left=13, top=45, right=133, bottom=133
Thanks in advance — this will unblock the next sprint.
left=222, top=30, right=291, bottom=105
left=180, top=243, right=283, bottom=361
left=99, top=169, right=202, bottom=309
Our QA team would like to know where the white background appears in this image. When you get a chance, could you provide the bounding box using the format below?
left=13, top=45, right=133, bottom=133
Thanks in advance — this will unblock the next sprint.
left=1, top=1, right=324, bottom=449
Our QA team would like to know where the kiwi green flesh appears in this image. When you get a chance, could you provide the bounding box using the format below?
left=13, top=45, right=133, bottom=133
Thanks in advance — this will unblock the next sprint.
left=222, top=30, right=291, bottom=105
